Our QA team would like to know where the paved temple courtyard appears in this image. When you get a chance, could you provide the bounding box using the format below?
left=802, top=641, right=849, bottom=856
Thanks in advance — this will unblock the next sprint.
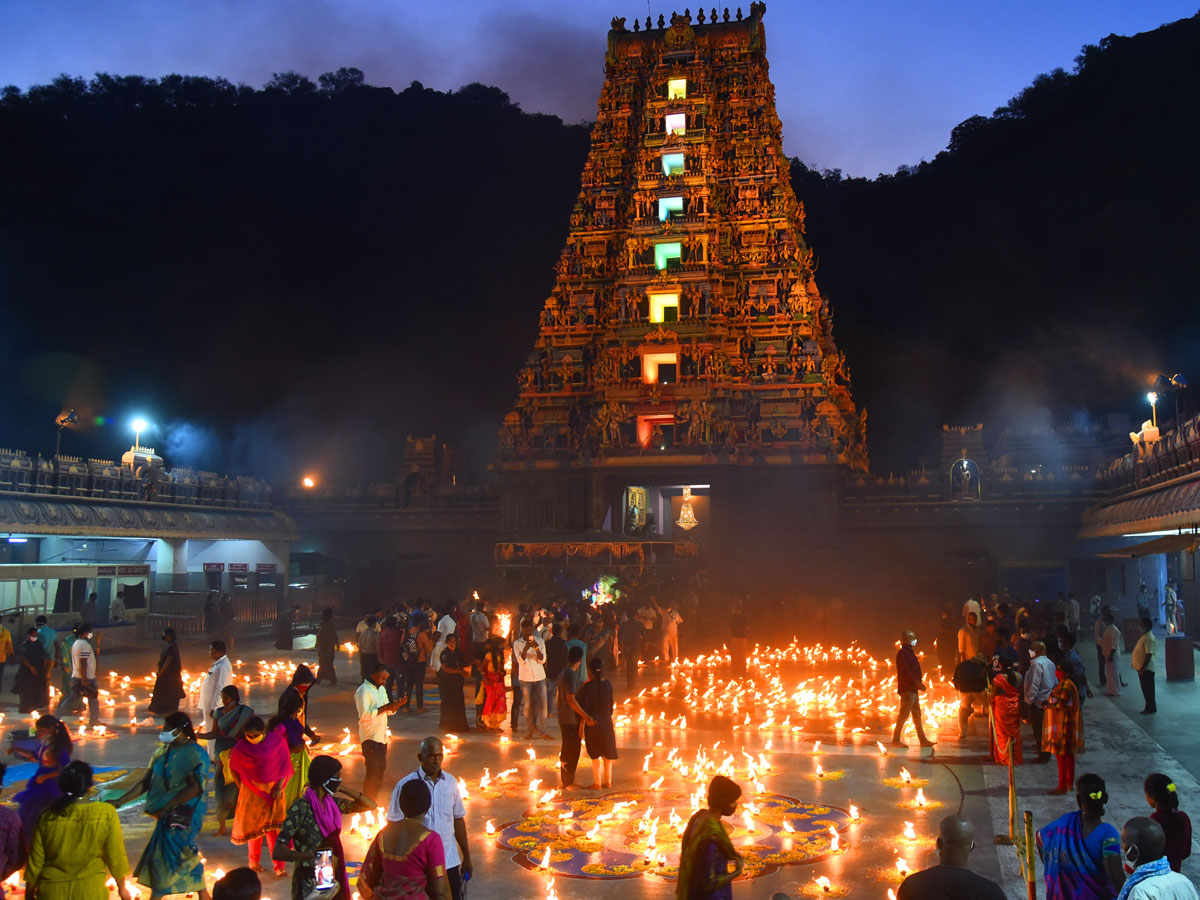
left=2, top=632, right=1198, bottom=899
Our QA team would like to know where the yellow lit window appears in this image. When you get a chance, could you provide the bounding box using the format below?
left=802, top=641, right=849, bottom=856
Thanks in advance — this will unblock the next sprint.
left=668, top=78, right=687, bottom=100
left=649, top=293, right=679, bottom=323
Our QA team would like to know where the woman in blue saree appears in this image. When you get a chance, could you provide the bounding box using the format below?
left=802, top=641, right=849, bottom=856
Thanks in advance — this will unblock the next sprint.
left=110, top=712, right=210, bottom=900
left=1036, top=773, right=1125, bottom=900
left=9, top=715, right=72, bottom=836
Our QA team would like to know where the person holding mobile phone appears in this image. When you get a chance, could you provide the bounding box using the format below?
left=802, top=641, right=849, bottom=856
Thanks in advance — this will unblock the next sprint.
left=273, top=756, right=373, bottom=900
left=355, top=665, right=405, bottom=803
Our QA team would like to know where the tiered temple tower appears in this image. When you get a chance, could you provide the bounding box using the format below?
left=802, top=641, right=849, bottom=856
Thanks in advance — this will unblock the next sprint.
left=495, top=5, right=867, bottom=579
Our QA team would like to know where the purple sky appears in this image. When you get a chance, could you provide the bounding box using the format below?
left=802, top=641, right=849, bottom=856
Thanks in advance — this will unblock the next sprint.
left=4, top=1, right=1196, bottom=176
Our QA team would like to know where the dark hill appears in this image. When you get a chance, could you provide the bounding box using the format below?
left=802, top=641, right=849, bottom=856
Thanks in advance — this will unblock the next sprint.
left=2, top=11, right=1199, bottom=480
left=791, top=12, right=1200, bottom=467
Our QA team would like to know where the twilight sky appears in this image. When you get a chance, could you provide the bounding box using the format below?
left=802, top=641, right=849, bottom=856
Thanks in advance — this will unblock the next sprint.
left=3, top=0, right=1197, bottom=176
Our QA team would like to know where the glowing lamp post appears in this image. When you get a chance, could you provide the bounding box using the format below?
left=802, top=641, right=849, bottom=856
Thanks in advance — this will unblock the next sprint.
left=1147, top=392, right=1158, bottom=429
left=131, top=417, right=149, bottom=450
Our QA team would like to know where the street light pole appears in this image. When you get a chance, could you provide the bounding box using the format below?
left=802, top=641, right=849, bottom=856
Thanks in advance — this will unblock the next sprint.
left=55, top=409, right=78, bottom=459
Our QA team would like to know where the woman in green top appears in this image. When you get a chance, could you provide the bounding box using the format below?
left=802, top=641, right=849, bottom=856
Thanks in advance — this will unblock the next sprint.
left=110, top=712, right=210, bottom=900
left=273, top=755, right=373, bottom=900
left=27, top=761, right=131, bottom=900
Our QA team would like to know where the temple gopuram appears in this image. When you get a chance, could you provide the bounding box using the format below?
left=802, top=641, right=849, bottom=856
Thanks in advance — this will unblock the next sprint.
left=494, top=5, right=868, bottom=585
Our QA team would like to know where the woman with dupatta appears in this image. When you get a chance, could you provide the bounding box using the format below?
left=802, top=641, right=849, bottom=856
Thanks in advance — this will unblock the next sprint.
left=111, top=712, right=210, bottom=900
left=1044, top=659, right=1084, bottom=795
left=269, top=693, right=311, bottom=810
left=677, top=776, right=744, bottom=900
left=10, top=715, right=72, bottom=837
left=229, top=716, right=292, bottom=877
left=991, top=660, right=1023, bottom=766
left=1036, top=772, right=1124, bottom=899
left=196, top=684, right=253, bottom=835
left=273, top=755, right=374, bottom=900
left=479, top=637, right=507, bottom=732
left=278, top=666, right=321, bottom=745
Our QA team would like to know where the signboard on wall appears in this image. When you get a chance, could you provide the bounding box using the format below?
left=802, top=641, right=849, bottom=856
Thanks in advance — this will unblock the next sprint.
left=203, top=563, right=225, bottom=573
left=97, top=566, right=116, bottom=576
left=256, top=563, right=277, bottom=573
left=117, top=565, right=151, bottom=576
left=229, top=564, right=250, bottom=573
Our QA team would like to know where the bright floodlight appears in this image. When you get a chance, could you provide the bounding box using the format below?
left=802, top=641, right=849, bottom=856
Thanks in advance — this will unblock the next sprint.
left=131, top=417, right=148, bottom=433
left=302, top=476, right=316, bottom=489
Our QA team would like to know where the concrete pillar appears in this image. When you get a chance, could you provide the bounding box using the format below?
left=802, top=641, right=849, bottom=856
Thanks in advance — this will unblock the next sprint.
left=154, top=538, right=189, bottom=589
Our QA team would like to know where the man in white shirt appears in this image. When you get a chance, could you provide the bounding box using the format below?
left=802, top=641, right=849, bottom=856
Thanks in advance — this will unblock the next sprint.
left=660, top=602, right=683, bottom=663
left=388, top=737, right=473, bottom=900
left=198, top=639, right=234, bottom=759
left=514, top=617, right=550, bottom=740
left=469, top=601, right=489, bottom=647
left=957, top=611, right=981, bottom=663
left=431, top=604, right=457, bottom=673
left=1024, top=641, right=1057, bottom=764
left=355, top=663, right=403, bottom=803
left=66, top=622, right=99, bottom=726
left=961, top=597, right=982, bottom=627
left=1119, top=816, right=1199, bottom=899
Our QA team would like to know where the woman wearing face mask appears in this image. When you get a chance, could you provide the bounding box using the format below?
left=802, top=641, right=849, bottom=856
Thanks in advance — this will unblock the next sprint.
left=272, top=755, right=373, bottom=900
left=9, top=715, right=72, bottom=837
left=267, top=693, right=311, bottom=811
left=111, top=712, right=211, bottom=900
left=676, top=775, right=744, bottom=900
left=1035, top=772, right=1124, bottom=899
left=15, top=627, right=50, bottom=713
left=148, top=629, right=185, bottom=716
left=196, top=685, right=254, bottom=836
left=278, top=666, right=320, bottom=745
left=25, top=761, right=131, bottom=900
left=229, top=717, right=292, bottom=877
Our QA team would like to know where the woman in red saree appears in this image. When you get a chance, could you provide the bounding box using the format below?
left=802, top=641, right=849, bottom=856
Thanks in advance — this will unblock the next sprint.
left=229, top=716, right=293, bottom=876
left=992, top=664, right=1023, bottom=766
left=480, top=637, right=507, bottom=732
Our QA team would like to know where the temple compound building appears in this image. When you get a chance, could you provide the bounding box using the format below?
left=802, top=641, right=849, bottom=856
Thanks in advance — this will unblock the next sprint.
left=494, top=5, right=867, bottom=585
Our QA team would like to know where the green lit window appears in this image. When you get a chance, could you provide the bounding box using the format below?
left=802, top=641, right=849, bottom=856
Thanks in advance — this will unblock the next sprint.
left=668, top=78, right=687, bottom=100
left=665, top=113, right=686, bottom=136
left=662, top=153, right=685, bottom=176
left=658, top=196, right=684, bottom=221
left=655, top=243, right=682, bottom=270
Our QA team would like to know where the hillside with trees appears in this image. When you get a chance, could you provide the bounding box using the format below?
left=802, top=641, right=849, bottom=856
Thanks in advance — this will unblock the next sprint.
left=2, top=12, right=1198, bottom=477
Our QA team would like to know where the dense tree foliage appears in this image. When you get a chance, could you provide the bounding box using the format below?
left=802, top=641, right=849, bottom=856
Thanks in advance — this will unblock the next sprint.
left=1, top=12, right=1197, bottom=477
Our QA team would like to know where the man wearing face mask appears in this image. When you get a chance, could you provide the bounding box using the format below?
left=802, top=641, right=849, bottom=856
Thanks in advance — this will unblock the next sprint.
left=1024, top=641, right=1057, bottom=764
left=896, top=815, right=1005, bottom=899
left=1118, top=816, right=1198, bottom=899
left=890, top=630, right=935, bottom=749
left=387, top=737, right=472, bottom=900
left=60, top=623, right=99, bottom=727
